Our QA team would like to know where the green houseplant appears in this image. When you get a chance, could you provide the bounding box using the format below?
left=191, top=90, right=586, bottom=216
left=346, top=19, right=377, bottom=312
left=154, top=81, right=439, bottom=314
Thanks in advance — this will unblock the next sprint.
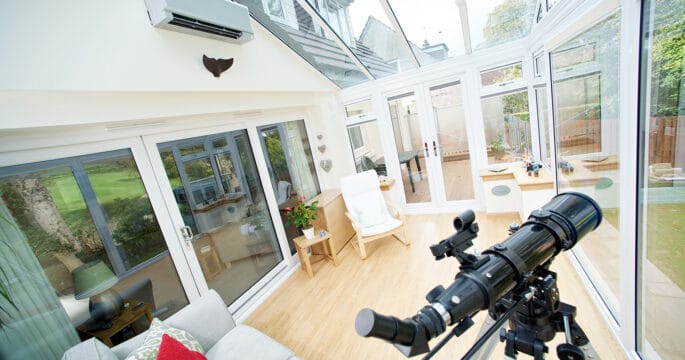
left=284, top=196, right=319, bottom=239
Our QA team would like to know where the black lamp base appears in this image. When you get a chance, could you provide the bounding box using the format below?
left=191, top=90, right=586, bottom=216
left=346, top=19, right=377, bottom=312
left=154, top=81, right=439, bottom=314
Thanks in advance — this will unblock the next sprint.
left=89, top=289, right=123, bottom=325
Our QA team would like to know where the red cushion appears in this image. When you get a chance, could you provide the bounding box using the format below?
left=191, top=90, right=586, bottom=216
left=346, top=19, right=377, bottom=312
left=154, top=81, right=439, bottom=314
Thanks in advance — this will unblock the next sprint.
left=156, top=334, right=206, bottom=360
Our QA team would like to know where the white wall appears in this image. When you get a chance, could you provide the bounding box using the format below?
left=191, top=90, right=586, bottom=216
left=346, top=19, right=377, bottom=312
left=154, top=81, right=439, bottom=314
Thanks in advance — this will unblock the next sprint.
left=0, top=0, right=334, bottom=93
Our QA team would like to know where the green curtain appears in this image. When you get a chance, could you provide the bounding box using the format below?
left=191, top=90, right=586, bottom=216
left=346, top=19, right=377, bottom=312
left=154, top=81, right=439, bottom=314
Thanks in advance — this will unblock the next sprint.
left=0, top=200, right=80, bottom=359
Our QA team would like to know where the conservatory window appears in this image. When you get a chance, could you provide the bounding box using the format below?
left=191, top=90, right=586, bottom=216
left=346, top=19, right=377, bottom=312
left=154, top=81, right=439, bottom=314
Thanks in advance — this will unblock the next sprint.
left=481, top=62, right=524, bottom=87
left=482, top=89, right=531, bottom=164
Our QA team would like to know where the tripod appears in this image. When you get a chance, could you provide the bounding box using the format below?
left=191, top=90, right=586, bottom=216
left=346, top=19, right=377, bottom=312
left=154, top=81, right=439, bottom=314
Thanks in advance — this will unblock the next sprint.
left=424, top=268, right=597, bottom=360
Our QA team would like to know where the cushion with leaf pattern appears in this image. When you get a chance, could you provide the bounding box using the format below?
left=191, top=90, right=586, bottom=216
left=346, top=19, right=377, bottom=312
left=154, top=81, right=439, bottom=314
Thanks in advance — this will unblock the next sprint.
left=124, top=318, right=204, bottom=360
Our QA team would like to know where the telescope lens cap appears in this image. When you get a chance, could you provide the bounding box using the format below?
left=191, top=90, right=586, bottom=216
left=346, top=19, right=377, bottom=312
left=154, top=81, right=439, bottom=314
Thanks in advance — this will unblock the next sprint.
left=355, top=308, right=376, bottom=336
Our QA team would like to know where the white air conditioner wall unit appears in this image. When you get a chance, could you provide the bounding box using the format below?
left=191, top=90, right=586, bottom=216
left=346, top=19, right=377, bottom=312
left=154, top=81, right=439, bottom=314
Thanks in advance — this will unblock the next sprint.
left=144, top=0, right=254, bottom=44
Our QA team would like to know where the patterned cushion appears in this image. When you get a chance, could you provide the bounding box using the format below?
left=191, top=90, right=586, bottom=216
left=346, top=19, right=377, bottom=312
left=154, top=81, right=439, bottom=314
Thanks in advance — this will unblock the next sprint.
left=124, top=318, right=204, bottom=360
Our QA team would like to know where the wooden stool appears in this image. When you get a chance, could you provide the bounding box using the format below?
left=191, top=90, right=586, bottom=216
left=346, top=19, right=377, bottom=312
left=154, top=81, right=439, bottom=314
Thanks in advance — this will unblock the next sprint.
left=294, top=229, right=338, bottom=278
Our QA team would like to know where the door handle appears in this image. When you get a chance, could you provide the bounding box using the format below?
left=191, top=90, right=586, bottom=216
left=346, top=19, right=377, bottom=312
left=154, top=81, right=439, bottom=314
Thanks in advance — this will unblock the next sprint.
left=433, top=141, right=438, bottom=157
left=424, top=142, right=430, bottom=158
left=180, top=226, right=193, bottom=248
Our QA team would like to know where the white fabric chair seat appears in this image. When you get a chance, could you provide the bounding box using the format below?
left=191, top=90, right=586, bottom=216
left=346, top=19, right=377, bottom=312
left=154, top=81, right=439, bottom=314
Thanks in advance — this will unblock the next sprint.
left=359, top=217, right=402, bottom=237
left=340, top=170, right=410, bottom=259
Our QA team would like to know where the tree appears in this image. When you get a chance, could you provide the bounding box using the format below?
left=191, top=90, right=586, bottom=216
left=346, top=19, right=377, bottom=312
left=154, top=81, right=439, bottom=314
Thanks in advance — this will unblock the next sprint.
left=650, top=0, right=685, bottom=117
left=483, top=0, right=534, bottom=47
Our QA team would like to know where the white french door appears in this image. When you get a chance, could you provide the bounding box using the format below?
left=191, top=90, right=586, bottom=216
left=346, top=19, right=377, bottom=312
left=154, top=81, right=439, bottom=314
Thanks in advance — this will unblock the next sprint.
left=383, top=80, right=478, bottom=210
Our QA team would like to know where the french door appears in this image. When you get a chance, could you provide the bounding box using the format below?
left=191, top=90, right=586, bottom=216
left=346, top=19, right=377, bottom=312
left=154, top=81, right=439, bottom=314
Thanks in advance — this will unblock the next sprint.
left=384, top=81, right=477, bottom=209
left=142, top=124, right=289, bottom=315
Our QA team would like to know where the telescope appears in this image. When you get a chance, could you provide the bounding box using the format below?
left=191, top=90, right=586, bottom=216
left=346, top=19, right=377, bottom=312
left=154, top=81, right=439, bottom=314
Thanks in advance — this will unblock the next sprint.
left=355, top=192, right=602, bottom=359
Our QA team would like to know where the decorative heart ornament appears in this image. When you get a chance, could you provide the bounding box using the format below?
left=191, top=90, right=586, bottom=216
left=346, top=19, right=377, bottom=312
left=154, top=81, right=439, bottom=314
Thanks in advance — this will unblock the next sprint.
left=317, top=144, right=326, bottom=153
left=316, top=134, right=323, bottom=140
left=320, top=159, right=332, bottom=172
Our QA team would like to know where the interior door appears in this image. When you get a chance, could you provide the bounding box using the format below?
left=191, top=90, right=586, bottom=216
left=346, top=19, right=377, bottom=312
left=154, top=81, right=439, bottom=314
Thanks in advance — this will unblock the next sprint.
left=143, top=127, right=288, bottom=311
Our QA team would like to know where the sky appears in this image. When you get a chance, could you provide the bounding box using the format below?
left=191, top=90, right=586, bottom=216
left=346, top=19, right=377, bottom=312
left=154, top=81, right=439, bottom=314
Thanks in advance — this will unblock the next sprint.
left=344, top=0, right=506, bottom=57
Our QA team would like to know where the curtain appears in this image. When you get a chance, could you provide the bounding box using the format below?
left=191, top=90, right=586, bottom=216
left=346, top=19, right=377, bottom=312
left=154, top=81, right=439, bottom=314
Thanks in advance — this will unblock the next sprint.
left=285, top=121, right=318, bottom=199
left=0, top=200, right=80, bottom=359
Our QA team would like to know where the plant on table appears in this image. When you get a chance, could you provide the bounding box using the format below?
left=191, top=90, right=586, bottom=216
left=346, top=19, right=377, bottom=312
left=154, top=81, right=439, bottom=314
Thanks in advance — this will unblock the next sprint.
left=284, top=196, right=318, bottom=230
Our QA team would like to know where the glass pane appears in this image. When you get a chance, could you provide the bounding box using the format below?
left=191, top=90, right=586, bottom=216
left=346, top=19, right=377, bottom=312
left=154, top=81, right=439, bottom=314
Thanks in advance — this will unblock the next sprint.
left=388, top=93, right=429, bottom=203
left=534, top=53, right=545, bottom=77
left=159, top=131, right=284, bottom=306
left=258, top=120, right=321, bottom=254
left=430, top=82, right=474, bottom=201
left=638, top=0, right=685, bottom=357
left=235, top=0, right=368, bottom=88
left=535, top=86, right=552, bottom=168
left=388, top=0, right=466, bottom=64
left=0, top=151, right=189, bottom=348
left=304, top=0, right=416, bottom=78
left=345, top=99, right=373, bottom=117
left=551, top=11, right=621, bottom=316
left=482, top=90, right=531, bottom=164
left=481, top=63, right=523, bottom=86
left=347, top=121, right=385, bottom=174
left=468, top=0, right=536, bottom=50
left=552, top=43, right=595, bottom=69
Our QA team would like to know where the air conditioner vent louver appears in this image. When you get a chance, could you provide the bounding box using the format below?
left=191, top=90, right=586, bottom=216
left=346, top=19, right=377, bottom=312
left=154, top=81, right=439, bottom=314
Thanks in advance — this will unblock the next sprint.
left=169, top=13, right=243, bottom=39
left=144, top=0, right=254, bottom=44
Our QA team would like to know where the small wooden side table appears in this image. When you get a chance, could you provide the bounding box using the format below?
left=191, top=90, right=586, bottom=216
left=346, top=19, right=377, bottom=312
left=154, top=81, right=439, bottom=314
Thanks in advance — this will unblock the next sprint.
left=81, top=300, right=153, bottom=347
left=294, top=230, right=338, bottom=278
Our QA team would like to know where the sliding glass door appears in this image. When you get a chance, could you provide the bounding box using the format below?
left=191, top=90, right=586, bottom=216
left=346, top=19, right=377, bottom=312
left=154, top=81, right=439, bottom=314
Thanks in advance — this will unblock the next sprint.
left=0, top=145, right=190, bottom=355
left=152, top=129, right=285, bottom=307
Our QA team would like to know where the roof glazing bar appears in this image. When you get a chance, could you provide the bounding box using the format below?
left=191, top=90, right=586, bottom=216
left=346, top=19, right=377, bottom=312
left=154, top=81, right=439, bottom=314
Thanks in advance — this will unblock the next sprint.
left=294, top=0, right=375, bottom=81
left=379, top=0, right=421, bottom=68
left=455, top=0, right=473, bottom=54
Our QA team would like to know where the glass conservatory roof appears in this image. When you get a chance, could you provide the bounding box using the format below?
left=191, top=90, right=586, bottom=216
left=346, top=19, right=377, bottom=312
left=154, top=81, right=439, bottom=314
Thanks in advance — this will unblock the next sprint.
left=240, top=0, right=537, bottom=88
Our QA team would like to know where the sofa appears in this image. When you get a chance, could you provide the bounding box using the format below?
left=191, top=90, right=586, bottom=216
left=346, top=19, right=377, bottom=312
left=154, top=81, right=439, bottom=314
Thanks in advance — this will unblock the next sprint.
left=62, top=289, right=299, bottom=360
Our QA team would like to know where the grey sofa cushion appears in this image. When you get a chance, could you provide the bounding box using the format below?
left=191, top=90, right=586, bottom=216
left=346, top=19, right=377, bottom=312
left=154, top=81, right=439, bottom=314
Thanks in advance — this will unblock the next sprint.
left=113, top=290, right=235, bottom=359
left=206, top=325, right=299, bottom=360
left=62, top=338, right=118, bottom=360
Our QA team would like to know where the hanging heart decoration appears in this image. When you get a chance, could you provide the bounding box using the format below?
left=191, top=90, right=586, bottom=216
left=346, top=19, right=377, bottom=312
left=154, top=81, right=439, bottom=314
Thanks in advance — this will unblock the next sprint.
left=320, top=159, right=332, bottom=172
left=316, top=134, right=323, bottom=140
left=317, top=144, right=327, bottom=153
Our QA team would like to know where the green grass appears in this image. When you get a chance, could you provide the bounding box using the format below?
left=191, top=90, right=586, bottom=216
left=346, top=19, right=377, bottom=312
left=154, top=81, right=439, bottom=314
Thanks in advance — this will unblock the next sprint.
left=45, top=170, right=146, bottom=213
left=602, top=205, right=685, bottom=290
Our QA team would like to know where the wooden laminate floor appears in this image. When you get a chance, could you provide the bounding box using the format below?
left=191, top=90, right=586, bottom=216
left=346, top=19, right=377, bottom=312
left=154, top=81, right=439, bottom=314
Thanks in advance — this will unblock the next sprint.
left=245, top=213, right=624, bottom=360
left=402, top=158, right=475, bottom=204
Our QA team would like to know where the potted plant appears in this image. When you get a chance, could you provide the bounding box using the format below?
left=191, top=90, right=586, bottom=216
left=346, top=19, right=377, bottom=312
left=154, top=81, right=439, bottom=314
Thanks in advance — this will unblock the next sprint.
left=488, top=133, right=506, bottom=160
left=284, top=196, right=319, bottom=239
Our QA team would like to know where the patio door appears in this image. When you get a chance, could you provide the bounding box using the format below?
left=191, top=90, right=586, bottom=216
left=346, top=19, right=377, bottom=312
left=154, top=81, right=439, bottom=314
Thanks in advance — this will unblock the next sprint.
left=143, top=126, right=288, bottom=313
left=385, top=81, right=476, bottom=208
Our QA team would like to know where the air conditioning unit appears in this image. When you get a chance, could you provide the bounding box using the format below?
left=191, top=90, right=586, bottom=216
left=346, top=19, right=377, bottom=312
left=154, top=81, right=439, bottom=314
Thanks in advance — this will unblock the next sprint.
left=144, top=0, right=254, bottom=44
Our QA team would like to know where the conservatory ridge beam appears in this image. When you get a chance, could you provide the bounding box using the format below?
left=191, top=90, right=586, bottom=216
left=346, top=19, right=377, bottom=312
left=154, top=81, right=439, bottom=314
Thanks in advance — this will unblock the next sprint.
left=379, top=0, right=420, bottom=68
left=294, top=0, right=375, bottom=81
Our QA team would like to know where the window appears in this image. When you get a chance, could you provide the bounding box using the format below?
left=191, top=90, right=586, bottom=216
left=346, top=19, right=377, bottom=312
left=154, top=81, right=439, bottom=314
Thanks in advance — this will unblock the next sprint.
left=534, top=53, right=546, bottom=78
left=0, top=150, right=189, bottom=354
left=266, top=0, right=285, bottom=19
left=469, top=0, right=537, bottom=50
left=482, top=90, right=531, bottom=164
left=258, top=120, right=321, bottom=254
left=481, top=62, right=524, bottom=87
left=638, top=0, right=685, bottom=357
left=535, top=86, right=552, bottom=168
left=345, top=99, right=374, bottom=118
left=550, top=10, right=622, bottom=316
left=348, top=126, right=364, bottom=150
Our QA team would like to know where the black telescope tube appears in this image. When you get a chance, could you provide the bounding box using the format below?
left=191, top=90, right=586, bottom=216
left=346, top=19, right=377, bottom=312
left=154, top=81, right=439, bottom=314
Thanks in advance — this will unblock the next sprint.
left=355, top=192, right=602, bottom=355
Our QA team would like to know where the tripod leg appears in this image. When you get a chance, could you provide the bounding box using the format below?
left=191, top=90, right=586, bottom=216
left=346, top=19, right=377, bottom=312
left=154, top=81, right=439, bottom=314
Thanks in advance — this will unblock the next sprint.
left=468, top=315, right=505, bottom=360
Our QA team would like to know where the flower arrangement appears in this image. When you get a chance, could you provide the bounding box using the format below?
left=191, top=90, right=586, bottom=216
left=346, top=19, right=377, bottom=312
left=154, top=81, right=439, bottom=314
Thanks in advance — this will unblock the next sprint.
left=284, top=196, right=319, bottom=229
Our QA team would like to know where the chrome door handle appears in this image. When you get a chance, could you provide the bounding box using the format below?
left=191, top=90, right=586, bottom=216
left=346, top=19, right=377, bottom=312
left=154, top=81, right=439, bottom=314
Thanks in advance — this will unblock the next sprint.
left=180, top=226, right=193, bottom=248
left=424, top=142, right=430, bottom=158
left=433, top=141, right=438, bottom=157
